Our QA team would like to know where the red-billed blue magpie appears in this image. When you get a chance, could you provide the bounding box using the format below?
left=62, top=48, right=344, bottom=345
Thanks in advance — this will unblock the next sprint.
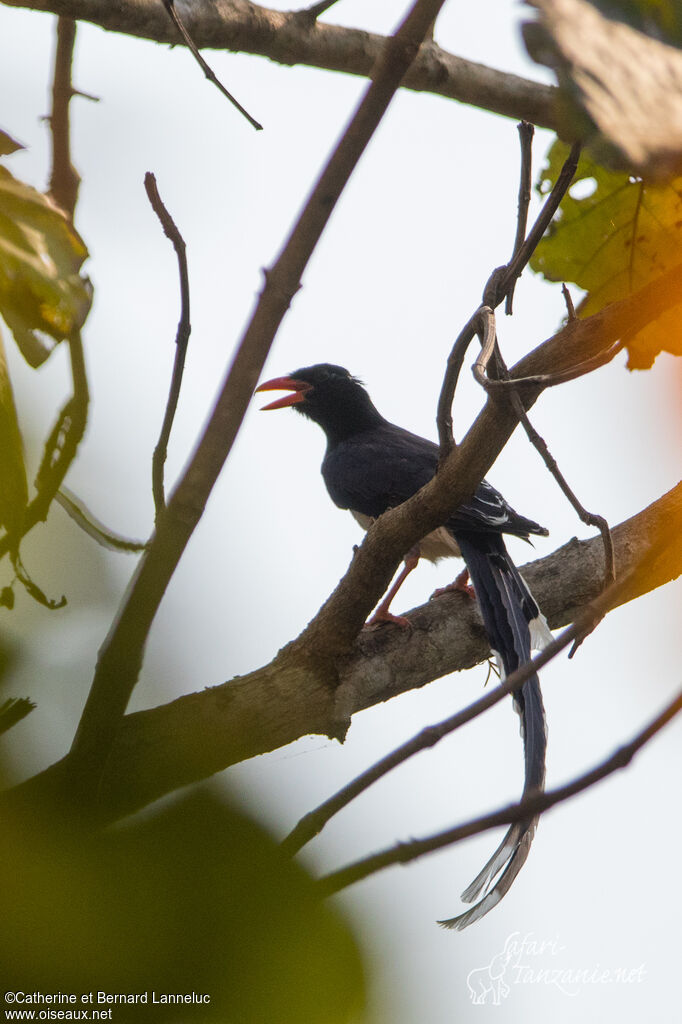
left=256, top=363, right=552, bottom=928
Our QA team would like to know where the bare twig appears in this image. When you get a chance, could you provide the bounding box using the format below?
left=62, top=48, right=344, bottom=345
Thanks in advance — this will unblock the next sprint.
left=55, top=487, right=147, bottom=553
left=144, top=172, right=192, bottom=521
left=317, top=687, right=682, bottom=898
left=435, top=308, right=484, bottom=458
left=162, top=0, right=262, bottom=131
left=437, top=143, right=581, bottom=454
left=561, top=283, right=577, bottom=320
left=473, top=311, right=616, bottom=596
left=483, top=142, right=581, bottom=309
left=505, top=120, right=534, bottom=316
left=67, top=0, right=449, bottom=792
left=506, top=382, right=616, bottom=596
left=48, top=17, right=80, bottom=219
left=474, top=334, right=625, bottom=392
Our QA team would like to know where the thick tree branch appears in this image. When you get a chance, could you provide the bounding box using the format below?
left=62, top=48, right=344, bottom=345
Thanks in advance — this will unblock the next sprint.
left=1, top=0, right=560, bottom=129
left=6, top=481, right=680, bottom=824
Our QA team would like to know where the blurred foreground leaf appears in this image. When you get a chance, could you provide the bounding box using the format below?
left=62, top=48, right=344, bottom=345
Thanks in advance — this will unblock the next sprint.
left=0, top=325, right=28, bottom=541
left=531, top=140, right=682, bottom=368
left=0, top=166, right=91, bottom=367
left=524, top=0, right=682, bottom=179
left=0, top=791, right=366, bottom=1023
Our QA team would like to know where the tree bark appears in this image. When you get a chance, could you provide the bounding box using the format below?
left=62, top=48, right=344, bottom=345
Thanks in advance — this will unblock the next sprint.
left=1, top=0, right=559, bottom=128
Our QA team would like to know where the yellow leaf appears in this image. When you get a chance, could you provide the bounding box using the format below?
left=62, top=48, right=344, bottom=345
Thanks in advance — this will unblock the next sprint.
left=0, top=166, right=91, bottom=367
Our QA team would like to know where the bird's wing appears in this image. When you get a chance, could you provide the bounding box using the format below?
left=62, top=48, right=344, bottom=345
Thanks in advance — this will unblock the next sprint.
left=324, top=424, right=546, bottom=539
left=322, top=423, right=439, bottom=519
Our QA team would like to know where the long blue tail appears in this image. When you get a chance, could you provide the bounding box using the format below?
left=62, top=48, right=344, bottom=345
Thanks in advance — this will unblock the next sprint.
left=438, top=531, right=548, bottom=930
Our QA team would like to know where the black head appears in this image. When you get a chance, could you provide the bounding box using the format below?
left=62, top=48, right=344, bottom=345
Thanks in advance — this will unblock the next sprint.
left=256, top=363, right=384, bottom=443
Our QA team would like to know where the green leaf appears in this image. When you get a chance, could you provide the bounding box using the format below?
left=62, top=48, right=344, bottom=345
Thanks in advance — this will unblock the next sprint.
left=523, top=0, right=682, bottom=179
left=0, top=325, right=28, bottom=538
left=0, top=792, right=367, bottom=1022
left=531, top=140, right=682, bottom=368
left=0, top=166, right=92, bottom=367
left=0, top=130, right=25, bottom=157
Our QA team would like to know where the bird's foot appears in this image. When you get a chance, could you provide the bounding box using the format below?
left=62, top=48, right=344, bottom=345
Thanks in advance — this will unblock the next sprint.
left=431, top=567, right=476, bottom=601
left=366, top=607, right=412, bottom=630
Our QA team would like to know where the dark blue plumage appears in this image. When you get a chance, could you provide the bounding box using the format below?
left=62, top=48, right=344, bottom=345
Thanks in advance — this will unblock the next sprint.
left=256, top=363, right=551, bottom=929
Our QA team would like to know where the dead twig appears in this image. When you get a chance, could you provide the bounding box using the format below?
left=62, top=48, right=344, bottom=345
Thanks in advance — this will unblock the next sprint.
left=55, top=487, right=147, bottom=553
left=437, top=141, right=581, bottom=456
left=162, top=0, right=262, bottom=131
left=505, top=120, right=534, bottom=315
left=144, top=172, right=192, bottom=522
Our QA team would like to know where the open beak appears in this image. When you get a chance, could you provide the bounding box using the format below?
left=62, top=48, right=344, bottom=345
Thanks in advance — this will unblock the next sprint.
left=255, top=376, right=312, bottom=411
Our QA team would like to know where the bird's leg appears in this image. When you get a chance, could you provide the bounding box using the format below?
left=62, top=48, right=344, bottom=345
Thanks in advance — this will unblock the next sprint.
left=431, top=566, right=476, bottom=601
left=367, top=546, right=420, bottom=628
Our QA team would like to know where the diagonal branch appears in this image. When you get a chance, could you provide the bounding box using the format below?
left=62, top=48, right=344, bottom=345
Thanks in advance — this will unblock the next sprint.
left=317, top=686, right=682, bottom=899
left=2, top=0, right=560, bottom=130
left=66, top=0, right=450, bottom=796
left=161, top=0, right=262, bottom=130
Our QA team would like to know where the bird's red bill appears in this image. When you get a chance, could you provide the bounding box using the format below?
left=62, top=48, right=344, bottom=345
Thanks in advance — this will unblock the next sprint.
left=255, top=376, right=311, bottom=410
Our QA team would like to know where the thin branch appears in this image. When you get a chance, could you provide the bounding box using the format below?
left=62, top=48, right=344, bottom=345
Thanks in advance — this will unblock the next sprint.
left=483, top=142, right=582, bottom=309
left=437, top=143, right=581, bottom=456
left=48, top=17, right=80, bottom=219
left=505, top=120, right=534, bottom=316
left=435, top=308, right=483, bottom=459
left=317, top=687, right=682, bottom=898
left=506, top=384, right=615, bottom=594
left=55, top=487, right=147, bottom=553
left=473, top=313, right=617, bottom=599
left=144, top=172, right=192, bottom=521
left=67, top=0, right=450, bottom=794
left=562, top=282, right=577, bottom=320
left=162, top=0, right=262, bottom=131
left=2, top=0, right=560, bottom=131
left=474, top=334, right=625, bottom=391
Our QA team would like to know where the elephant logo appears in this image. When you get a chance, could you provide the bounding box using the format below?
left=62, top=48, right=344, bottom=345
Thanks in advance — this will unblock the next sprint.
left=466, top=937, right=515, bottom=1005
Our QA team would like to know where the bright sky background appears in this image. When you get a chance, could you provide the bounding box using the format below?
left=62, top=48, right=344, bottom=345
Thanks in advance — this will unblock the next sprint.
left=1, top=1, right=681, bottom=1020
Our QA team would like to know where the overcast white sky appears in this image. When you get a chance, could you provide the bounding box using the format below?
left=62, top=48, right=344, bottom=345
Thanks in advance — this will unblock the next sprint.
left=1, top=1, right=681, bottom=1020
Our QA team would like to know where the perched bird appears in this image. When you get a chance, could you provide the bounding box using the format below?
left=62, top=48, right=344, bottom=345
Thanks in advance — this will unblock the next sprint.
left=256, top=363, right=551, bottom=928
